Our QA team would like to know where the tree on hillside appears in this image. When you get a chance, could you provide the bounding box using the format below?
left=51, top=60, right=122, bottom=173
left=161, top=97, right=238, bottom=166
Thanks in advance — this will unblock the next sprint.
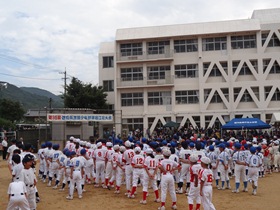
left=0, top=98, right=25, bottom=122
left=64, top=77, right=108, bottom=109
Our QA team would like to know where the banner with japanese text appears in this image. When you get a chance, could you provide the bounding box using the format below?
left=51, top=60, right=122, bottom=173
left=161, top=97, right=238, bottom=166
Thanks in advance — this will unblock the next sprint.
left=47, top=114, right=113, bottom=122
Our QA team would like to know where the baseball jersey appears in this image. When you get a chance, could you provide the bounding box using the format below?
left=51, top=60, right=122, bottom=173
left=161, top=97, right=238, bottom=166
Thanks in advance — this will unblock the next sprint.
left=7, top=145, right=18, bottom=161
left=190, top=164, right=202, bottom=183
left=199, top=168, right=213, bottom=186
left=7, top=181, right=27, bottom=195
left=218, top=151, right=229, bottom=165
left=179, top=149, right=193, bottom=162
left=207, top=151, right=218, bottom=167
left=38, top=148, right=45, bottom=161
left=112, top=151, right=119, bottom=167
left=50, top=150, right=63, bottom=163
left=122, top=149, right=135, bottom=164
left=169, top=154, right=180, bottom=163
left=131, top=154, right=145, bottom=168
left=94, top=148, right=106, bottom=162
left=159, top=159, right=179, bottom=174
left=12, top=163, right=24, bottom=181
left=232, top=150, right=246, bottom=163
left=194, top=150, right=206, bottom=162
left=246, top=154, right=262, bottom=167
left=105, top=149, right=114, bottom=162
left=117, top=153, right=125, bottom=166
left=70, top=156, right=86, bottom=170
left=144, top=157, right=159, bottom=170
left=65, top=142, right=75, bottom=151
left=19, top=168, right=37, bottom=186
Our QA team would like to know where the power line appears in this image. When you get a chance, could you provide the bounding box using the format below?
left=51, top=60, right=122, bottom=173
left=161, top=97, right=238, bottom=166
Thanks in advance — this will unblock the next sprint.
left=0, top=72, right=61, bottom=81
left=0, top=54, right=61, bottom=72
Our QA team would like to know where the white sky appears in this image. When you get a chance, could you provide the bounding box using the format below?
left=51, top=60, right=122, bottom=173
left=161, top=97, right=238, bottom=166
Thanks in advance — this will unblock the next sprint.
left=0, top=0, right=280, bottom=95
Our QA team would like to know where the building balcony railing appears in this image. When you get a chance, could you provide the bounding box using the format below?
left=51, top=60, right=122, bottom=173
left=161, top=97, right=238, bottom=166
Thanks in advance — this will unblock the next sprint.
left=116, top=75, right=174, bottom=88
left=116, top=50, right=174, bottom=62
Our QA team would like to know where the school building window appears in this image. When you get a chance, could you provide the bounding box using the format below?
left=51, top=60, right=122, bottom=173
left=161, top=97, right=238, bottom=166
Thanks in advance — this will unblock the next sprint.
left=231, top=35, right=256, bottom=49
left=175, top=90, right=199, bottom=104
left=120, top=43, right=143, bottom=56
left=103, top=80, right=114, bottom=92
left=147, top=66, right=170, bottom=80
left=121, top=67, right=143, bottom=81
left=103, top=56, right=114, bottom=68
left=121, top=92, right=143, bottom=106
left=202, top=37, right=227, bottom=51
left=175, top=64, right=198, bottom=78
left=174, top=39, right=198, bottom=53
left=148, top=91, right=171, bottom=105
left=147, top=41, right=170, bottom=54
left=261, top=32, right=280, bottom=47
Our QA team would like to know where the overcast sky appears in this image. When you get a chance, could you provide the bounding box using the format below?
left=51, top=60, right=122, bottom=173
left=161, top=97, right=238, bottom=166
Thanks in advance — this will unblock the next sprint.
left=0, top=0, right=280, bottom=95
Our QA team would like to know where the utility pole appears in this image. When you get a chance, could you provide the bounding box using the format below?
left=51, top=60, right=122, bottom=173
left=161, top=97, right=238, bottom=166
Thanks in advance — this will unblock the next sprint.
left=59, top=68, right=67, bottom=108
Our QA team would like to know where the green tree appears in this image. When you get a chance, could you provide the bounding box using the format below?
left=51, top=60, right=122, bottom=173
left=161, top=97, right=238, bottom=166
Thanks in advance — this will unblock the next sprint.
left=64, top=77, right=108, bottom=109
left=0, top=98, right=25, bottom=122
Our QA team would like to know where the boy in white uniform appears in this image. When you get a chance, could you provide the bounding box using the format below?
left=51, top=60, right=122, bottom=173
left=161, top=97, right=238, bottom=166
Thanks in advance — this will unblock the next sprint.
left=158, top=149, right=181, bottom=210
left=7, top=181, right=30, bottom=210
left=199, top=157, right=216, bottom=210
left=19, top=154, right=37, bottom=210
left=246, top=146, right=262, bottom=195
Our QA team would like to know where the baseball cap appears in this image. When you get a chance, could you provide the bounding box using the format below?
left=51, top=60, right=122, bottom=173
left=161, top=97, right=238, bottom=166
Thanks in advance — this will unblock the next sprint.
left=162, top=149, right=171, bottom=156
left=106, top=142, right=113, bottom=147
left=134, top=147, right=141, bottom=153
left=22, top=154, right=34, bottom=163
left=218, top=144, right=225, bottom=149
left=209, top=145, right=215, bottom=151
left=146, top=148, right=153, bottom=154
left=70, top=151, right=76, bottom=156
left=189, top=142, right=195, bottom=148
left=96, top=142, right=102, bottom=147
left=113, top=145, right=120, bottom=151
left=201, top=157, right=211, bottom=164
left=250, top=146, right=256, bottom=153
left=234, top=143, right=241, bottom=149
left=189, top=154, right=199, bottom=163
left=119, top=146, right=126, bottom=152
left=125, top=140, right=131, bottom=148
left=80, top=148, right=86, bottom=155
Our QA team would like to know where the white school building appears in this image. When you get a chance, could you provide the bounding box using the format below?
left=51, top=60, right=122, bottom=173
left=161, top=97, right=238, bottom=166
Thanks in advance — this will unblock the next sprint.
left=98, top=8, right=280, bottom=136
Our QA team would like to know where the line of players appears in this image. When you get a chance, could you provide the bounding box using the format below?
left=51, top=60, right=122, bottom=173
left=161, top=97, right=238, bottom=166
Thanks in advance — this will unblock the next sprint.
left=36, top=136, right=280, bottom=210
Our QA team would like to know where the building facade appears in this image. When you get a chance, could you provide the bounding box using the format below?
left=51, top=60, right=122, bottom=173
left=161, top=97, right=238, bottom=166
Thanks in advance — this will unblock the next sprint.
left=99, top=8, right=280, bottom=135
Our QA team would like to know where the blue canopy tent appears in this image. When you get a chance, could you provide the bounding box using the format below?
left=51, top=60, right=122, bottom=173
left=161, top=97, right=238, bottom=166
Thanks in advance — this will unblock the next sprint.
left=222, top=118, right=271, bottom=130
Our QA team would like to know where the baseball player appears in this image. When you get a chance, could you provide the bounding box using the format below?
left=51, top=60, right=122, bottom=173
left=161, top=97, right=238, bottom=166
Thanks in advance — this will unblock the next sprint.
left=65, top=136, right=75, bottom=151
left=108, top=144, right=120, bottom=188
left=105, top=142, right=114, bottom=187
left=256, top=146, right=265, bottom=177
left=188, top=154, right=202, bottom=210
left=84, top=142, right=95, bottom=184
left=158, top=148, right=181, bottom=210
left=178, top=141, right=193, bottom=194
left=11, top=154, right=23, bottom=182
left=246, top=146, right=262, bottom=195
left=47, top=144, right=62, bottom=187
left=66, top=150, right=85, bottom=200
left=7, top=139, right=19, bottom=174
left=140, top=148, right=160, bottom=204
left=59, top=150, right=72, bottom=191
left=232, top=143, right=247, bottom=193
left=53, top=148, right=68, bottom=189
left=155, top=147, right=164, bottom=188
left=6, top=180, right=30, bottom=210
left=217, top=144, right=230, bottom=190
left=19, top=154, right=37, bottom=210
left=93, top=142, right=106, bottom=188
left=206, top=145, right=219, bottom=188
left=199, top=157, right=216, bottom=210
left=129, top=146, right=145, bottom=198
left=37, top=143, right=46, bottom=179
left=42, top=142, right=53, bottom=183
left=115, top=145, right=126, bottom=194
left=169, top=147, right=180, bottom=190
left=271, top=140, right=280, bottom=172
left=122, top=140, right=135, bottom=195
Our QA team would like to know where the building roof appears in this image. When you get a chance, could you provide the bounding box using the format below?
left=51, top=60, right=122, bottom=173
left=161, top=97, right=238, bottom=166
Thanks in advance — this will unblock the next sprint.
left=99, top=42, right=115, bottom=54
left=115, top=8, right=280, bottom=41
left=251, top=8, right=280, bottom=24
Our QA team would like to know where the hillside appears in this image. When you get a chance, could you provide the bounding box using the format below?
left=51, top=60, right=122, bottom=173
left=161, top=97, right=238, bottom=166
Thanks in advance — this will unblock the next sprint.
left=0, top=82, right=64, bottom=110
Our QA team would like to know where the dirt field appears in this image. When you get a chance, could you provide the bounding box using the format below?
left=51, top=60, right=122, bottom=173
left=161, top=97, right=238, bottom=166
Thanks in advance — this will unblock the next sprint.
left=1, top=160, right=280, bottom=210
